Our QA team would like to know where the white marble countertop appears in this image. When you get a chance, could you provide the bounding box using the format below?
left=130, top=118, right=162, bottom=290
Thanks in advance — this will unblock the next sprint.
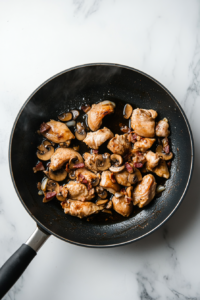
left=0, top=1, right=200, bottom=299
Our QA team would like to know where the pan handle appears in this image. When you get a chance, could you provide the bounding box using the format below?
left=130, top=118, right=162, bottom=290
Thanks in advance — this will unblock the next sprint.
left=0, top=226, right=50, bottom=299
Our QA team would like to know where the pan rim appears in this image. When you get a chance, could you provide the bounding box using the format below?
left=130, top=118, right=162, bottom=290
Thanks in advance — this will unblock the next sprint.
left=9, top=62, right=194, bottom=248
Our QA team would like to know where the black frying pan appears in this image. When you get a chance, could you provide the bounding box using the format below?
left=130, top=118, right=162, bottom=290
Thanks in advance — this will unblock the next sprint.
left=0, top=63, right=194, bottom=298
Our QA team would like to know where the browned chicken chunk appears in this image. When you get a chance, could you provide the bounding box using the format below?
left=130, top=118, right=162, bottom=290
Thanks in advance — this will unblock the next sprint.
left=133, top=137, right=156, bottom=152
left=107, top=134, right=131, bottom=155
left=156, top=118, right=170, bottom=137
left=132, top=152, right=146, bottom=165
left=115, top=170, right=131, bottom=186
left=152, top=160, right=169, bottom=179
left=41, top=120, right=75, bottom=143
left=50, top=148, right=83, bottom=171
left=61, top=200, right=104, bottom=219
left=112, top=196, right=133, bottom=217
left=62, top=181, right=95, bottom=201
left=132, top=174, right=157, bottom=208
left=83, top=127, right=114, bottom=149
left=100, top=171, right=120, bottom=194
left=131, top=108, right=157, bottom=137
left=145, top=151, right=160, bottom=169
left=115, top=169, right=142, bottom=186
left=75, top=168, right=100, bottom=185
left=87, top=101, right=115, bottom=131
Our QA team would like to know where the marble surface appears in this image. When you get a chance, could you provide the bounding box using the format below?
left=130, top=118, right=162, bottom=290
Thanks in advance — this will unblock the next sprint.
left=0, top=0, right=200, bottom=299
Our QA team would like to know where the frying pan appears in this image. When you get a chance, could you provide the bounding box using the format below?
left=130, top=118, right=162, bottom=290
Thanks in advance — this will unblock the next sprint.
left=0, top=63, right=194, bottom=298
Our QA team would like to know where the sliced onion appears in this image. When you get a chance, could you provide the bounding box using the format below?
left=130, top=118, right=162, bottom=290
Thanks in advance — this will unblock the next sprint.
left=156, top=185, right=166, bottom=193
left=41, top=177, right=48, bottom=191
left=38, top=190, right=44, bottom=195
left=115, top=192, right=123, bottom=198
left=66, top=120, right=76, bottom=127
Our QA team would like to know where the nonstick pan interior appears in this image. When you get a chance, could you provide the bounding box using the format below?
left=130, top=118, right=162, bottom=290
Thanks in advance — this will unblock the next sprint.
left=9, top=63, right=194, bottom=247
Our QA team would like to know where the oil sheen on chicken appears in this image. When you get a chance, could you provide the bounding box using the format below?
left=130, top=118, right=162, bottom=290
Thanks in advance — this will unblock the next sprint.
left=100, top=171, right=120, bottom=194
left=112, top=196, right=133, bottom=217
left=50, top=148, right=83, bottom=171
left=61, top=200, right=104, bottom=219
left=131, top=109, right=157, bottom=137
left=87, top=101, right=115, bottom=131
left=83, top=127, right=114, bottom=149
left=42, top=120, right=75, bottom=143
left=62, top=181, right=95, bottom=201
left=132, top=152, right=146, bottom=165
left=156, top=118, right=170, bottom=137
left=145, top=151, right=160, bottom=169
left=132, top=174, right=157, bottom=208
left=75, top=168, right=100, bottom=184
left=107, top=134, right=131, bottom=155
left=133, top=138, right=156, bottom=152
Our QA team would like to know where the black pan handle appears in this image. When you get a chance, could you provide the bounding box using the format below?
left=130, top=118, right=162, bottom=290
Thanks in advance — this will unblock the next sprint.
left=0, top=226, right=50, bottom=299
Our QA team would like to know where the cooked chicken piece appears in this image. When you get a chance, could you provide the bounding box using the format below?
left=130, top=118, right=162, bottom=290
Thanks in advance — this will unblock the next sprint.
left=41, top=120, right=75, bottom=143
left=149, top=109, right=157, bottom=119
left=107, top=134, right=131, bottom=155
left=156, top=118, right=170, bottom=137
left=131, top=108, right=157, bottom=137
left=132, top=152, right=146, bottom=165
left=75, top=168, right=100, bottom=185
left=152, top=160, right=169, bottom=179
left=133, top=138, right=156, bottom=152
left=145, top=151, right=160, bottom=169
left=115, top=169, right=142, bottom=186
left=62, top=181, right=95, bottom=201
left=50, top=148, right=83, bottom=171
left=115, top=170, right=130, bottom=186
left=83, top=127, right=114, bottom=149
left=87, top=101, right=115, bottom=131
left=132, top=174, right=157, bottom=208
left=112, top=196, right=133, bottom=217
left=83, top=152, right=98, bottom=173
left=61, top=200, right=104, bottom=219
left=100, top=171, right=120, bottom=194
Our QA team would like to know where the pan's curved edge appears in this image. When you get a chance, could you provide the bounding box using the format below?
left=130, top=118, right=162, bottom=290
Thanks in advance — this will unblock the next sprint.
left=8, top=63, right=194, bottom=248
